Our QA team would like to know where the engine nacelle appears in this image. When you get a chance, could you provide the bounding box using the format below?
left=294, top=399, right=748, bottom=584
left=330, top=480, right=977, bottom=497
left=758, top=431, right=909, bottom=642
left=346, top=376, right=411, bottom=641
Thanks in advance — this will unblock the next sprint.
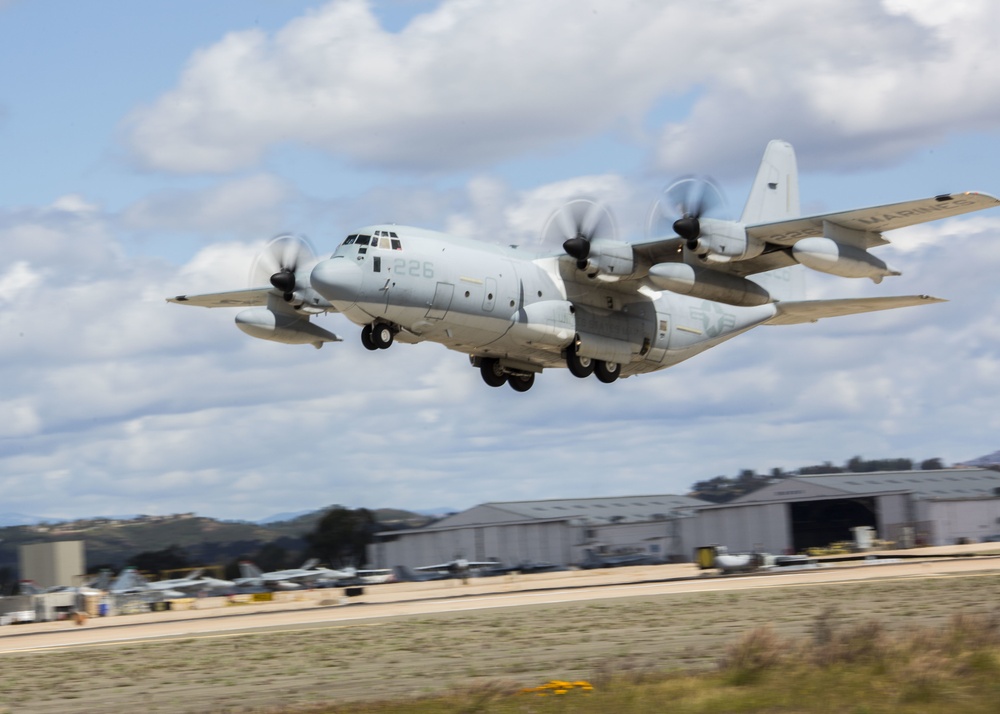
left=578, top=239, right=635, bottom=277
left=647, top=263, right=772, bottom=306
left=691, top=219, right=765, bottom=262
left=235, top=308, right=341, bottom=349
left=507, top=300, right=576, bottom=348
left=792, top=237, right=899, bottom=283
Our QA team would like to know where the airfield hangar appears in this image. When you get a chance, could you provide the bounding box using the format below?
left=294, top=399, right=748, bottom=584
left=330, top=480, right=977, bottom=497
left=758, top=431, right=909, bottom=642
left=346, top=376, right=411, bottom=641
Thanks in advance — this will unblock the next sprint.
left=369, top=469, right=1000, bottom=568
left=685, top=468, right=1000, bottom=554
left=369, top=495, right=709, bottom=569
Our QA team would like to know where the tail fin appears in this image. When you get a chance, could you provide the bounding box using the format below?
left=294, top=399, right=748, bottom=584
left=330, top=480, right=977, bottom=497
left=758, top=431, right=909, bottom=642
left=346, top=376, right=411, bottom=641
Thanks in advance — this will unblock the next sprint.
left=741, top=140, right=800, bottom=224
left=743, top=140, right=806, bottom=301
left=239, top=561, right=263, bottom=579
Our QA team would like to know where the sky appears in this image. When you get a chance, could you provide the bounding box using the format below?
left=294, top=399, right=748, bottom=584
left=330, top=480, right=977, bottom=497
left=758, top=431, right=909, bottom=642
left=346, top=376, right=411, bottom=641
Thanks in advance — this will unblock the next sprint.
left=2, top=0, right=1000, bottom=523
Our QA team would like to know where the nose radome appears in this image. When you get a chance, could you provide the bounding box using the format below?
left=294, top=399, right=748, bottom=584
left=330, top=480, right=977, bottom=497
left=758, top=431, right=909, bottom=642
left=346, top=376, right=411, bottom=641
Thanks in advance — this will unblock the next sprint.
left=311, top=258, right=362, bottom=306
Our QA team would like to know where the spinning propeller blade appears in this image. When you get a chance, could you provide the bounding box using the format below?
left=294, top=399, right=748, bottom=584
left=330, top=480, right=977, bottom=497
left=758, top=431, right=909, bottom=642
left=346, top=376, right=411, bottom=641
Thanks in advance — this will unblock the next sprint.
left=647, top=177, right=728, bottom=250
left=248, top=234, right=317, bottom=295
left=541, top=198, right=617, bottom=269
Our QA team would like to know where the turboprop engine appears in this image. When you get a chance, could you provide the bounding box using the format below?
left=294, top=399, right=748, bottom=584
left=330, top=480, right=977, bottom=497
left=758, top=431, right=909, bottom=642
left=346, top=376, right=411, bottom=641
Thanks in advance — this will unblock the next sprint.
left=235, top=307, right=341, bottom=349
left=647, top=263, right=772, bottom=306
left=792, top=237, right=899, bottom=283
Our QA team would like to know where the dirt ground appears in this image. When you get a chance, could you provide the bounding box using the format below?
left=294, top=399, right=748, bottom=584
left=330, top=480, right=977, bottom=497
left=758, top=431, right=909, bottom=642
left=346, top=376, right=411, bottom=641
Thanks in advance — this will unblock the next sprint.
left=2, top=555, right=999, bottom=713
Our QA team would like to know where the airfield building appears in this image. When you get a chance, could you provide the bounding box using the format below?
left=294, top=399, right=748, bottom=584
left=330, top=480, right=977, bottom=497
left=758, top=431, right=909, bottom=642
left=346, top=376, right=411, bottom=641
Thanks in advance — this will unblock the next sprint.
left=369, top=495, right=708, bottom=570
left=371, top=469, right=1000, bottom=569
left=682, top=468, right=1000, bottom=554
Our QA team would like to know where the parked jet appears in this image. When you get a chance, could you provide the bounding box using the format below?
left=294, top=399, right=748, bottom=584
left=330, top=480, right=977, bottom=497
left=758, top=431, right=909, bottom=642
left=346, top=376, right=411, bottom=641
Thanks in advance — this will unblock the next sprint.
left=169, top=140, right=999, bottom=391
left=107, top=567, right=234, bottom=597
left=234, top=559, right=353, bottom=590
left=415, top=558, right=499, bottom=580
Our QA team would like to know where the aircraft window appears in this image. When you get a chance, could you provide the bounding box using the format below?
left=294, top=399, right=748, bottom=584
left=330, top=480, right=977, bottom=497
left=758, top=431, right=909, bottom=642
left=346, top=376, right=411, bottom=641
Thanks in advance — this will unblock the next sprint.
left=355, top=235, right=371, bottom=246
left=343, top=234, right=358, bottom=245
left=389, top=231, right=398, bottom=238
left=379, top=237, right=391, bottom=249
left=391, top=239, right=402, bottom=250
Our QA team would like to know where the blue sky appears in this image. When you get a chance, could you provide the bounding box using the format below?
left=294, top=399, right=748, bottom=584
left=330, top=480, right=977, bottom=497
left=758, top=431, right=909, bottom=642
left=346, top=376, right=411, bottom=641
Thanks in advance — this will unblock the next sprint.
left=2, top=0, right=1000, bottom=522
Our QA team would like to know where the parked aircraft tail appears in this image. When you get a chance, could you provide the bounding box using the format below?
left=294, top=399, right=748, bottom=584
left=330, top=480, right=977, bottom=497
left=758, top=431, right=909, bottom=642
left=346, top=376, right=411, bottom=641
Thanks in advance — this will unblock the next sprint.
left=238, top=561, right=264, bottom=579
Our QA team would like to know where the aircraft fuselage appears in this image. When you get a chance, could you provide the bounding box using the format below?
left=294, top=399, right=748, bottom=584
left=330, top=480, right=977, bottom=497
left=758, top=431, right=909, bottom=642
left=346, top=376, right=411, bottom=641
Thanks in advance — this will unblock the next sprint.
left=310, top=224, right=777, bottom=383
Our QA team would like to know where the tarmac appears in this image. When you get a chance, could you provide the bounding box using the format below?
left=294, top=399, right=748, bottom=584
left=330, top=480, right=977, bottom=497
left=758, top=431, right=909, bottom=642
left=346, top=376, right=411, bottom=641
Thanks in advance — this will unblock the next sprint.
left=3, top=542, right=999, bottom=654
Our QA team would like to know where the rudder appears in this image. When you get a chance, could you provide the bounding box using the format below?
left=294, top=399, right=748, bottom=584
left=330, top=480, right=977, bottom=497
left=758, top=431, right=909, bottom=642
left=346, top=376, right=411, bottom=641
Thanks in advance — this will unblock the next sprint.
left=743, top=140, right=805, bottom=301
left=741, top=140, right=800, bottom=224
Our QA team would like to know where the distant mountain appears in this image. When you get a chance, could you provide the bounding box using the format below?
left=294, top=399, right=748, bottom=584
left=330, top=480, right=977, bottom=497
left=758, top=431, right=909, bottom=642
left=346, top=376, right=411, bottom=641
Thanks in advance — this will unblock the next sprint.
left=0, top=513, right=52, bottom=527
left=961, top=450, right=1000, bottom=467
left=414, top=507, right=457, bottom=517
left=256, top=510, right=314, bottom=525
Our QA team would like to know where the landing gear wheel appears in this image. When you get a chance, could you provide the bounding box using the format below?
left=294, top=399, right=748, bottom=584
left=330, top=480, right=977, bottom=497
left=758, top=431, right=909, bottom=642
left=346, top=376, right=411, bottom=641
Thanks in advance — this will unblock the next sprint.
left=370, top=323, right=394, bottom=349
left=595, top=360, right=621, bottom=383
left=566, top=346, right=595, bottom=378
left=508, top=373, right=535, bottom=392
left=361, top=324, right=378, bottom=351
left=480, top=358, right=507, bottom=387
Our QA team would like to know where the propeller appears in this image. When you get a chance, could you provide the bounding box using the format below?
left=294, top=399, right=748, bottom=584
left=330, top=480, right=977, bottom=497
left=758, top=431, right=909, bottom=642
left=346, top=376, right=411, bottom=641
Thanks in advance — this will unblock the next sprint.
left=249, top=234, right=317, bottom=298
left=540, top=198, right=617, bottom=269
left=647, top=177, right=728, bottom=251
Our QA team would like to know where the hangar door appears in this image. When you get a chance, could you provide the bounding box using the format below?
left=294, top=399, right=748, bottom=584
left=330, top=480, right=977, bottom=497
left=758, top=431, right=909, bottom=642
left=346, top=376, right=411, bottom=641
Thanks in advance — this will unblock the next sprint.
left=790, top=497, right=877, bottom=551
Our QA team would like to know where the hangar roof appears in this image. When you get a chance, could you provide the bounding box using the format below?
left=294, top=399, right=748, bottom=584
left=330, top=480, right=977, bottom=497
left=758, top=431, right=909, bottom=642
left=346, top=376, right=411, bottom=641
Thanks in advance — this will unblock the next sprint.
left=731, top=468, right=1000, bottom=505
left=415, top=494, right=709, bottom=530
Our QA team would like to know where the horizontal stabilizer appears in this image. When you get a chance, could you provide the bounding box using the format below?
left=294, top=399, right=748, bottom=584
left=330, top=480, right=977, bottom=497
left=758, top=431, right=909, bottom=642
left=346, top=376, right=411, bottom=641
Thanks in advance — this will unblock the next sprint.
left=167, top=288, right=273, bottom=308
left=766, top=295, right=945, bottom=325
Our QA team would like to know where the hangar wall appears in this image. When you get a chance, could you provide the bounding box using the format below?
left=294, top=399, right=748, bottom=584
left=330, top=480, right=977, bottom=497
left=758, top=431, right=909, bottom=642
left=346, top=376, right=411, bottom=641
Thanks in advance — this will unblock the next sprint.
left=921, top=498, right=1000, bottom=545
left=679, top=503, right=791, bottom=556
left=371, top=521, right=575, bottom=569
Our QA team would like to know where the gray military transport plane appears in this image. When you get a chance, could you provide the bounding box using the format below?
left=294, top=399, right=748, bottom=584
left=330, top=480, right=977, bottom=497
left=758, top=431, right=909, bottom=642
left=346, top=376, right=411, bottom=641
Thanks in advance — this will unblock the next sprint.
left=169, top=140, right=999, bottom=392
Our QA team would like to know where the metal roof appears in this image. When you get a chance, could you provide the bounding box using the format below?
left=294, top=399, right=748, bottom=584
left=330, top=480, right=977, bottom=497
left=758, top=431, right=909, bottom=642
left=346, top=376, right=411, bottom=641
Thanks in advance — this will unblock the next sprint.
left=742, top=468, right=1000, bottom=502
left=417, top=494, right=710, bottom=531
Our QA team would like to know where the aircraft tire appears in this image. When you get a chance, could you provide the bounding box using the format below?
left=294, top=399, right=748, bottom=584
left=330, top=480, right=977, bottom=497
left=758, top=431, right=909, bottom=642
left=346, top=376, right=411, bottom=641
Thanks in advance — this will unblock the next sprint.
left=508, top=373, right=535, bottom=392
left=371, top=323, right=394, bottom=349
left=361, top=324, right=378, bottom=351
left=480, top=358, right=507, bottom=387
left=566, top=347, right=595, bottom=378
left=594, top=360, right=620, bottom=383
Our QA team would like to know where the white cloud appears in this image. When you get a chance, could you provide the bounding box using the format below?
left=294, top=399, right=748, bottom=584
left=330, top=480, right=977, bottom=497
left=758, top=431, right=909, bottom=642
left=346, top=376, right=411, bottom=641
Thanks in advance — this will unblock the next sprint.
left=121, top=174, right=291, bottom=236
left=123, top=1, right=1000, bottom=179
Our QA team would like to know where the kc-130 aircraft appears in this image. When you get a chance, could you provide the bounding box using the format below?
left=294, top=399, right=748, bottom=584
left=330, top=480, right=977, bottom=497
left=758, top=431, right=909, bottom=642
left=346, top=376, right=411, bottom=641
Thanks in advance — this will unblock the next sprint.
left=169, top=141, right=999, bottom=392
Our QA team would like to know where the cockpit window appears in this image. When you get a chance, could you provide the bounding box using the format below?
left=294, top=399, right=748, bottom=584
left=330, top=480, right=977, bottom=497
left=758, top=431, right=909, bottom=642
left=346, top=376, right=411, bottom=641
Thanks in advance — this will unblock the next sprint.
left=355, top=235, right=371, bottom=246
left=391, top=239, right=402, bottom=250
left=342, top=234, right=358, bottom=245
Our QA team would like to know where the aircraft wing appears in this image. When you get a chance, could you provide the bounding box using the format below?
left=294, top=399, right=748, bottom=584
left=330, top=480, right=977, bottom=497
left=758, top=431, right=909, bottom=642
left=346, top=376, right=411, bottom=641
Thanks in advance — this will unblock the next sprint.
left=746, top=192, right=1000, bottom=248
left=167, top=287, right=273, bottom=308
left=765, top=295, right=945, bottom=325
left=631, top=192, right=999, bottom=279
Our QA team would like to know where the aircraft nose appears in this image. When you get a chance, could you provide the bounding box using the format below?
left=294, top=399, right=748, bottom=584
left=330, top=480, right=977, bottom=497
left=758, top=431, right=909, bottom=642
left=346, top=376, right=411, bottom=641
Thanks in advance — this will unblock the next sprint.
left=311, top=258, right=362, bottom=306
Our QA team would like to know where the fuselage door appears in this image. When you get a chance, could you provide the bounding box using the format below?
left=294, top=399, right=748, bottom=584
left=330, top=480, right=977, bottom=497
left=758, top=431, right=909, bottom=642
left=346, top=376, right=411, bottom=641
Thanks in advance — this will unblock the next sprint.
left=426, top=282, right=455, bottom=320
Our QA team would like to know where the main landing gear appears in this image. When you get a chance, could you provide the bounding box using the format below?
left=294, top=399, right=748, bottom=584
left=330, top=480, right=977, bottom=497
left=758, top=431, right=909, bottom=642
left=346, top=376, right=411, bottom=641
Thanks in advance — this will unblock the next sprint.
left=479, top=358, right=536, bottom=392
left=361, top=322, right=394, bottom=350
left=566, top=344, right=620, bottom=383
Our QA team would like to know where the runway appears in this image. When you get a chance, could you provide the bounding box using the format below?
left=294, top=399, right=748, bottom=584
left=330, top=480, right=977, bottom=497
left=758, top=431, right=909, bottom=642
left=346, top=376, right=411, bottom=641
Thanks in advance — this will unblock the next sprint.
left=4, top=547, right=999, bottom=655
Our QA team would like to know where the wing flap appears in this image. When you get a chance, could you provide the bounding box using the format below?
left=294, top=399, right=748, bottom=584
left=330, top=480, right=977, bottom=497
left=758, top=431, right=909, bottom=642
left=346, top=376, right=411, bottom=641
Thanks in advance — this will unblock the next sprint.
left=167, top=287, right=273, bottom=308
left=766, top=295, right=945, bottom=325
left=748, top=192, right=1000, bottom=247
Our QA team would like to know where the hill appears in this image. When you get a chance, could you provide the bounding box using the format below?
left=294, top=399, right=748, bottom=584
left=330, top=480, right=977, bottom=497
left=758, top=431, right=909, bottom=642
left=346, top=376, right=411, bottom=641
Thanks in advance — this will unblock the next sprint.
left=0, top=507, right=431, bottom=591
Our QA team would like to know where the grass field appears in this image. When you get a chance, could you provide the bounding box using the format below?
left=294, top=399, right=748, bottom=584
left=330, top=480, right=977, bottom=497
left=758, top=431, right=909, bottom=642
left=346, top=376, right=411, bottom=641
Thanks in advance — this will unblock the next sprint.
left=1, top=571, right=998, bottom=713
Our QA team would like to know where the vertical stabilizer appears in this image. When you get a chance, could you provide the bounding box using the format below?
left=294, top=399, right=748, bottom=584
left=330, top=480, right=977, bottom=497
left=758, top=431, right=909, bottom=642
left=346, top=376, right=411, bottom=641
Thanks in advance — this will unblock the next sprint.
left=743, top=140, right=805, bottom=301
left=741, top=140, right=800, bottom=224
